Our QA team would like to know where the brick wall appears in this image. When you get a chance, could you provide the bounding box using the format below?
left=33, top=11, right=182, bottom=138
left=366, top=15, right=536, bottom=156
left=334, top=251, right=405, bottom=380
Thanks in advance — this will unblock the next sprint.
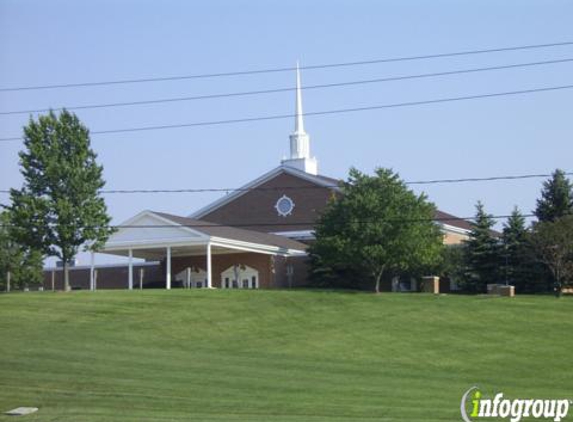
left=200, top=172, right=336, bottom=232
left=42, top=264, right=163, bottom=290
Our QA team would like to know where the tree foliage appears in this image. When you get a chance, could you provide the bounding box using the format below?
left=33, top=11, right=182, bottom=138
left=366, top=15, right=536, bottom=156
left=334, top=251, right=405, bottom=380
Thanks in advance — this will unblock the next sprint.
left=8, top=110, right=114, bottom=291
left=309, top=168, right=444, bottom=292
left=500, top=207, right=538, bottom=291
left=529, top=215, right=573, bottom=294
left=462, top=202, right=500, bottom=292
left=534, top=169, right=573, bottom=223
left=439, top=244, right=467, bottom=289
left=0, top=211, right=43, bottom=290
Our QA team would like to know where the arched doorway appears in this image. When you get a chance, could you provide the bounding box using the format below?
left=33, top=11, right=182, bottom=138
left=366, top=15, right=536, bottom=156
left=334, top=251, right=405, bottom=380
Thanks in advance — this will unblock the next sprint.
left=221, top=265, right=259, bottom=289
left=175, top=267, right=207, bottom=288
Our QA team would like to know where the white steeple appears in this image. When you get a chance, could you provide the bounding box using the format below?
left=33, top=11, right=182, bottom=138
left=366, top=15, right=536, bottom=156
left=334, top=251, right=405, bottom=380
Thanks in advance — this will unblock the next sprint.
left=281, top=61, right=318, bottom=175
left=294, top=61, right=305, bottom=135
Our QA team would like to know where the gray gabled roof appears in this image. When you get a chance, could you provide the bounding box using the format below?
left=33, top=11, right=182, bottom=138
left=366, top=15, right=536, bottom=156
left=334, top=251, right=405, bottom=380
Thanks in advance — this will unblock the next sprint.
left=153, top=211, right=308, bottom=252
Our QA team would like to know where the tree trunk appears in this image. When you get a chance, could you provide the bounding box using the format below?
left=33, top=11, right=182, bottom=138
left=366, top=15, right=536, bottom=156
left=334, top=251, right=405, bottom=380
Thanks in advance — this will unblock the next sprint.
left=555, top=266, right=562, bottom=298
left=6, top=271, right=10, bottom=293
left=63, top=257, right=70, bottom=292
left=374, top=268, right=385, bottom=294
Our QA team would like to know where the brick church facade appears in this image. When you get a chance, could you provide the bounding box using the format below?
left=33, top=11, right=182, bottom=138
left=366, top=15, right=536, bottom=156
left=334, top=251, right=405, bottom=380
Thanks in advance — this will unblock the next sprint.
left=43, top=66, right=470, bottom=291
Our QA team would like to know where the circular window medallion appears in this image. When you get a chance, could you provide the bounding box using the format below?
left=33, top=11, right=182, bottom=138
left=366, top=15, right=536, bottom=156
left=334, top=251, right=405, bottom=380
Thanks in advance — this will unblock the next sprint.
left=275, top=195, right=295, bottom=217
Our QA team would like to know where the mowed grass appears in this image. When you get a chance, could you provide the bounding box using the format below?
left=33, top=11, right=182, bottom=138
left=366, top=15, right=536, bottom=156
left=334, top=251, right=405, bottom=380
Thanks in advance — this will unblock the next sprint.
left=0, top=290, right=571, bottom=421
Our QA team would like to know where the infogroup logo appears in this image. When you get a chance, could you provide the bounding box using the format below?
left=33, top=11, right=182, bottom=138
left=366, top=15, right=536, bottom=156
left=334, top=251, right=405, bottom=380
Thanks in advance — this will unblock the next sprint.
left=461, top=387, right=571, bottom=422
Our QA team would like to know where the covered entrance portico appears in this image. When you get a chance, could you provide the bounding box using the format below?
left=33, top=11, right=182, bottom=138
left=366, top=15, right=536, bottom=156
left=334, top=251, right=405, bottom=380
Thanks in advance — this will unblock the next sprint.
left=92, top=211, right=307, bottom=290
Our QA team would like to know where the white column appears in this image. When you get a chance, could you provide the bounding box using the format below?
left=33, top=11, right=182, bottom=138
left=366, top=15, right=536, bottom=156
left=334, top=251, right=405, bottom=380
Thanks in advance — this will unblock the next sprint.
left=128, top=249, right=133, bottom=290
left=206, top=243, right=212, bottom=288
left=90, top=251, right=95, bottom=291
left=186, top=267, right=191, bottom=289
left=166, top=246, right=172, bottom=290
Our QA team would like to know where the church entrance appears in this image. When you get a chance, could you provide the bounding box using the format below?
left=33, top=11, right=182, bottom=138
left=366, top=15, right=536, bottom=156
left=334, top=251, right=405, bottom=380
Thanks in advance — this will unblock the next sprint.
left=221, top=265, right=259, bottom=289
left=175, top=267, right=207, bottom=288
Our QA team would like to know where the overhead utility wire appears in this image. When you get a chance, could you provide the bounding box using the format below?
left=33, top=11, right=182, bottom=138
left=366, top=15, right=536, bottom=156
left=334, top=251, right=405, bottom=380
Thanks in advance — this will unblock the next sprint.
left=1, top=41, right=572, bottom=92
left=2, top=57, right=573, bottom=116
left=1, top=172, right=569, bottom=194
left=1, top=83, right=572, bottom=143
left=0, top=214, right=538, bottom=230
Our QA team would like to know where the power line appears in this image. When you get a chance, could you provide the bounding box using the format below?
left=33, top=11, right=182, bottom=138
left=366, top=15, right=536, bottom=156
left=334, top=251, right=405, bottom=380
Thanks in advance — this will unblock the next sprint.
left=1, top=172, right=568, bottom=194
left=0, top=213, right=537, bottom=229
left=406, top=172, right=573, bottom=185
left=2, top=57, right=573, bottom=116
left=1, top=41, right=572, bottom=92
left=1, top=83, right=572, bottom=143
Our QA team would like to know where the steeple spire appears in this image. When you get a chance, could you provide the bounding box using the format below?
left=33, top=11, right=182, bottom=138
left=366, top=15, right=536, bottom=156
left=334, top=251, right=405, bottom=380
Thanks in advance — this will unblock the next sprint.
left=282, top=61, right=318, bottom=175
left=294, top=61, right=305, bottom=134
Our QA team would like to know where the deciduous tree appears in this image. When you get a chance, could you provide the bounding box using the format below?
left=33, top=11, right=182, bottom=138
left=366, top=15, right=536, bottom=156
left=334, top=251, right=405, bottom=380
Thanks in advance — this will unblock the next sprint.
left=530, top=215, right=573, bottom=296
left=309, top=168, right=444, bottom=293
left=8, top=110, right=114, bottom=291
left=0, top=211, right=43, bottom=290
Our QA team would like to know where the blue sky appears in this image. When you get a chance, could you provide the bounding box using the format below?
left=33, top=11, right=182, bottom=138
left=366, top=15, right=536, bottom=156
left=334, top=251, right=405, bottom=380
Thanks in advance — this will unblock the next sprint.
left=1, top=0, right=572, bottom=265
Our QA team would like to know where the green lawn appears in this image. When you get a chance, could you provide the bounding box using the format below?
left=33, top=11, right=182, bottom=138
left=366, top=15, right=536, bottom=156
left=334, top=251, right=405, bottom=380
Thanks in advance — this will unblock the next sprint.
left=0, top=290, right=571, bottom=421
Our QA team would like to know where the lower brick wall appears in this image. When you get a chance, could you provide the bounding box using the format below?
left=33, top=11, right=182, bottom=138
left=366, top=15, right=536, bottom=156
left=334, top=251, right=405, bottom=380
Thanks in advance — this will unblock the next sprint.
left=42, top=264, right=164, bottom=290
left=42, top=253, right=311, bottom=290
left=171, top=253, right=274, bottom=288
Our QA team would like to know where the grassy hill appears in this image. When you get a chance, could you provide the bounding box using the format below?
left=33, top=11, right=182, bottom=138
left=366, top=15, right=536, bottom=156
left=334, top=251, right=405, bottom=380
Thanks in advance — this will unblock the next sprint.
left=0, top=290, right=571, bottom=421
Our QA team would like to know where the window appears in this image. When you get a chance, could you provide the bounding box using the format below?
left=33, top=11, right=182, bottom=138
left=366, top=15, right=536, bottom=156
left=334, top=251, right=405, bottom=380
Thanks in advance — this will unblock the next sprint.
left=275, top=195, right=295, bottom=217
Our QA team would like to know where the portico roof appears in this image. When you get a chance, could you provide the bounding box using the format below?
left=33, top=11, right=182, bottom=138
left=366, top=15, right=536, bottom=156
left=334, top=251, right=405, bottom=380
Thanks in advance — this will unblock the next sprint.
left=101, top=210, right=308, bottom=259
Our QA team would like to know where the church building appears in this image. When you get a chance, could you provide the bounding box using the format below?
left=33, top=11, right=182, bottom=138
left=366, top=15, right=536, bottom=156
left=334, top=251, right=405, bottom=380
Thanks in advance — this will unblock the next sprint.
left=43, top=66, right=471, bottom=291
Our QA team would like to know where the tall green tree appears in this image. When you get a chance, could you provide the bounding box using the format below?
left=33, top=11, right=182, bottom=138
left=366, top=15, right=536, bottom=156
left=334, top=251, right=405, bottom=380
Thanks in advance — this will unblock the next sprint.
left=0, top=211, right=43, bottom=290
left=534, top=169, right=573, bottom=222
left=500, top=207, right=547, bottom=292
left=8, top=110, right=114, bottom=291
left=529, top=215, right=573, bottom=296
left=501, top=207, right=528, bottom=287
left=463, top=202, right=500, bottom=292
left=309, top=168, right=444, bottom=293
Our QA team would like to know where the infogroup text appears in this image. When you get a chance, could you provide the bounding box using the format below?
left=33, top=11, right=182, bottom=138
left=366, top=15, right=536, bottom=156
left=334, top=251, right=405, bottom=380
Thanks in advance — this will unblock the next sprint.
left=461, top=387, right=571, bottom=422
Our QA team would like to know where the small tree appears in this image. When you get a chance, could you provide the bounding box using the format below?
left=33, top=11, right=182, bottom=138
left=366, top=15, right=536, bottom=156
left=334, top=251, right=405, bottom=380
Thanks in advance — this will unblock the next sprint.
left=309, top=168, right=444, bottom=293
left=439, top=244, right=467, bottom=291
left=0, top=211, right=43, bottom=290
left=463, top=202, right=500, bottom=292
left=501, top=207, right=529, bottom=288
left=8, top=110, right=114, bottom=291
left=534, top=169, right=573, bottom=222
left=530, top=215, right=573, bottom=296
